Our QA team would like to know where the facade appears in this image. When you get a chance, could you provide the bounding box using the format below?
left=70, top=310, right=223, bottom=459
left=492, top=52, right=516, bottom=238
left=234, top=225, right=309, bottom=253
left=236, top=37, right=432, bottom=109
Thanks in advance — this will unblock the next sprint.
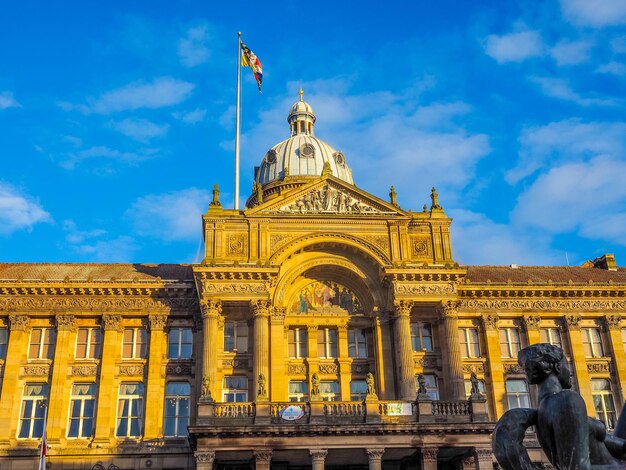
left=0, top=95, right=626, bottom=469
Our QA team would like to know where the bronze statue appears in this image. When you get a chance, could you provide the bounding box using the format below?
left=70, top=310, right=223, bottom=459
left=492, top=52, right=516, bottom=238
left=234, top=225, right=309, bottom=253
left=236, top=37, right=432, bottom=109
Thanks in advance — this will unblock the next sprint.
left=493, top=343, right=626, bottom=469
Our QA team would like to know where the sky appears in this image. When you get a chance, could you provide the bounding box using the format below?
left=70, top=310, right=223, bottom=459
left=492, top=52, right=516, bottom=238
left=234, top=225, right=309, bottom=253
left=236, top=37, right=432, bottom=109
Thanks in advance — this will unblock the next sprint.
left=1, top=0, right=626, bottom=266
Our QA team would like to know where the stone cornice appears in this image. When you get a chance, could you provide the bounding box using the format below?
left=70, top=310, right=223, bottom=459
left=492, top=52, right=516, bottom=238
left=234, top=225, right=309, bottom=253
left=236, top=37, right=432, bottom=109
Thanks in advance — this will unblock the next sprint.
left=459, top=286, right=626, bottom=299
left=459, top=299, right=626, bottom=312
left=0, top=296, right=198, bottom=312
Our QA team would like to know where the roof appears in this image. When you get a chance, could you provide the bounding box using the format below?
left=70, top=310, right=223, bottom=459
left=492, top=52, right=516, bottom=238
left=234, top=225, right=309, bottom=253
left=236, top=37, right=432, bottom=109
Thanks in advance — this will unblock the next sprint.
left=465, top=266, right=626, bottom=285
left=0, top=263, right=194, bottom=282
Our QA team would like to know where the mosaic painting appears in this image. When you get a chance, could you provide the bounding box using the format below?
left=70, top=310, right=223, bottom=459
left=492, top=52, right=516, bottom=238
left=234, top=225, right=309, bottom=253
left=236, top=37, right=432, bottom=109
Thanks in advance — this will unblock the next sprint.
left=291, top=281, right=363, bottom=314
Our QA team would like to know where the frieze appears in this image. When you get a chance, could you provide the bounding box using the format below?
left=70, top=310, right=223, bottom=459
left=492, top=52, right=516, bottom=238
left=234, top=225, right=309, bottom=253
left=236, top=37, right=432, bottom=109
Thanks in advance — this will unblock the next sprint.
left=394, top=283, right=456, bottom=296
left=460, top=299, right=626, bottom=312
left=8, top=314, right=30, bottom=331
left=361, top=235, right=390, bottom=254
left=202, top=282, right=270, bottom=295
left=318, top=363, right=338, bottom=374
left=414, top=357, right=438, bottom=368
left=462, top=363, right=485, bottom=374
left=503, top=363, right=524, bottom=375
left=72, top=365, right=98, bottom=376
left=351, top=362, right=370, bottom=374
left=119, top=365, right=144, bottom=376
left=227, top=233, right=247, bottom=256
left=410, top=236, right=431, bottom=257
left=287, top=364, right=307, bottom=375
left=166, top=363, right=193, bottom=376
left=587, top=362, right=611, bottom=373
left=270, top=233, right=294, bottom=253
left=23, top=365, right=50, bottom=376
left=222, top=358, right=249, bottom=369
left=0, top=297, right=197, bottom=312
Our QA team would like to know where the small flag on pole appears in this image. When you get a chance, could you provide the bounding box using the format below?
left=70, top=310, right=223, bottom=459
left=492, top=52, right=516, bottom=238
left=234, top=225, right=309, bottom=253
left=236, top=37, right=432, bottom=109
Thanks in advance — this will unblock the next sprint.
left=241, top=42, right=263, bottom=92
left=38, top=407, right=48, bottom=470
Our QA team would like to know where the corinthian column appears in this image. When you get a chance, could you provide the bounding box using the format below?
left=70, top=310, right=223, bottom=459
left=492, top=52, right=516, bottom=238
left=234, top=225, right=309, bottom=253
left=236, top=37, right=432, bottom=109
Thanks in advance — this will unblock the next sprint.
left=201, top=298, right=222, bottom=400
left=393, top=301, right=415, bottom=400
left=251, top=300, right=270, bottom=401
left=438, top=301, right=465, bottom=400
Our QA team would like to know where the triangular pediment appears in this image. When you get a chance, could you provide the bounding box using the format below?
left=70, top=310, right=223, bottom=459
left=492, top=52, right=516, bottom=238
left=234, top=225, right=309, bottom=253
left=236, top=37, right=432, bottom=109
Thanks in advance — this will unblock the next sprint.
left=246, top=176, right=407, bottom=217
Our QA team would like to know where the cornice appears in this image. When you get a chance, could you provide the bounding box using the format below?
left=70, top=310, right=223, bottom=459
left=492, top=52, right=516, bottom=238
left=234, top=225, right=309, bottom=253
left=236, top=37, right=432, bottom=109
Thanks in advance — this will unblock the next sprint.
left=460, top=299, right=626, bottom=312
left=0, top=296, right=198, bottom=312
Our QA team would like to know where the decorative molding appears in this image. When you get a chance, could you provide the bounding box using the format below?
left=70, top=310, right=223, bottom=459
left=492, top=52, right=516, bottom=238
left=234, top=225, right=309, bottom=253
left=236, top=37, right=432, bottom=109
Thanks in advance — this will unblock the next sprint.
left=222, top=358, right=248, bottom=369
left=166, top=363, right=193, bottom=376
left=565, top=314, right=581, bottom=331
left=318, top=363, right=338, bottom=374
left=475, top=448, right=493, bottom=460
left=422, top=448, right=439, bottom=462
left=462, top=363, right=485, bottom=374
left=460, top=299, right=626, bottom=312
left=361, top=235, right=390, bottom=254
left=605, top=315, right=622, bottom=330
left=587, top=362, right=610, bottom=373
left=270, top=233, right=294, bottom=253
left=352, top=362, right=370, bottom=374
left=410, top=236, right=431, bottom=257
left=287, top=364, right=307, bottom=375
left=194, top=451, right=216, bottom=463
left=310, top=449, right=328, bottom=462
left=253, top=449, right=273, bottom=462
left=148, top=314, right=167, bottom=331
left=227, top=233, right=247, bottom=256
left=395, top=283, right=456, bottom=296
left=393, top=300, right=414, bottom=317
left=481, top=314, right=498, bottom=330
left=524, top=315, right=541, bottom=331
left=438, top=300, right=459, bottom=319
left=8, top=314, right=30, bottom=331
left=503, top=363, right=524, bottom=375
left=200, top=299, right=222, bottom=318
left=102, top=314, right=123, bottom=332
left=119, top=365, right=144, bottom=376
left=72, top=365, right=98, bottom=376
left=0, top=297, right=197, bottom=312
left=23, top=365, right=50, bottom=376
left=414, top=356, right=438, bottom=368
left=202, top=282, right=269, bottom=295
left=250, top=300, right=271, bottom=317
left=365, top=449, right=385, bottom=461
left=56, top=314, right=77, bottom=331
left=271, top=306, right=286, bottom=322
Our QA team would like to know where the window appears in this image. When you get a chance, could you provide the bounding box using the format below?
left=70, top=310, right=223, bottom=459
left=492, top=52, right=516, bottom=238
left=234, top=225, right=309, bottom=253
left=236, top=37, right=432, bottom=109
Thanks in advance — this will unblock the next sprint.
left=168, top=328, right=193, bottom=359
left=116, top=382, right=144, bottom=437
left=350, top=380, right=367, bottom=401
left=122, top=328, right=147, bottom=359
left=288, top=328, right=308, bottom=358
left=319, top=381, right=340, bottom=401
left=0, top=328, right=8, bottom=359
left=506, top=380, right=530, bottom=409
left=410, top=322, right=433, bottom=352
left=224, top=322, right=248, bottom=353
left=164, top=382, right=190, bottom=437
left=223, top=376, right=248, bottom=402
left=540, top=328, right=563, bottom=349
left=464, top=379, right=486, bottom=398
left=582, top=328, right=604, bottom=358
left=288, top=381, right=309, bottom=402
left=317, top=328, right=338, bottom=359
left=415, top=374, right=439, bottom=400
left=18, top=384, right=48, bottom=439
left=28, top=328, right=56, bottom=360
left=75, top=328, right=102, bottom=360
left=592, top=379, right=617, bottom=430
left=459, top=328, right=480, bottom=358
left=499, top=328, right=521, bottom=358
left=68, top=383, right=97, bottom=438
left=348, top=329, right=367, bottom=358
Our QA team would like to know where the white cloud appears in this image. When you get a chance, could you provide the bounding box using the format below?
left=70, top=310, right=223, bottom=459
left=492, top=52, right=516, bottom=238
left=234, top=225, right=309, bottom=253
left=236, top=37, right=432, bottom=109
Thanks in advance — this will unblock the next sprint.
left=69, top=77, right=194, bottom=114
left=560, top=0, right=626, bottom=27
left=0, top=91, right=21, bottom=109
left=126, top=188, right=211, bottom=241
left=528, top=76, right=616, bottom=106
left=178, top=25, right=210, bottom=67
left=484, top=30, right=544, bottom=63
left=549, top=39, right=593, bottom=66
left=173, top=108, right=207, bottom=124
left=62, top=220, right=137, bottom=262
left=111, top=118, right=169, bottom=142
left=596, top=61, right=626, bottom=76
left=61, top=146, right=158, bottom=170
left=0, top=182, right=52, bottom=235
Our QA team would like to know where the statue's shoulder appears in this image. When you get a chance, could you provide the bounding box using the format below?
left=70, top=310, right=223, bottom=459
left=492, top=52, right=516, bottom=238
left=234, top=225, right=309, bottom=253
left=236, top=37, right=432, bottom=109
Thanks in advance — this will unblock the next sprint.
left=542, top=389, right=587, bottom=416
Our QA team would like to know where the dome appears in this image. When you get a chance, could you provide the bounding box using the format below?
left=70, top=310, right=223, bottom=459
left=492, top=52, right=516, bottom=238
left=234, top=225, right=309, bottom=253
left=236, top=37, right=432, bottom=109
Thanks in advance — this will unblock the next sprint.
left=254, top=90, right=354, bottom=188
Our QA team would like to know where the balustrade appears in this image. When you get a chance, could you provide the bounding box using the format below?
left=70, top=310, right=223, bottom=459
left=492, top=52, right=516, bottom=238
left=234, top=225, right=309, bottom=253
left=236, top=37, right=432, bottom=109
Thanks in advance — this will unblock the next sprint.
left=431, top=401, right=470, bottom=416
left=214, top=402, right=255, bottom=418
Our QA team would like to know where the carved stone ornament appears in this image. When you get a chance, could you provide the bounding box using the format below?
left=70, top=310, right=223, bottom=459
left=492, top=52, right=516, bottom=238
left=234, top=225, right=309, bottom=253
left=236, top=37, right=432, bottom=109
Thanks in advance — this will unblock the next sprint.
left=411, top=237, right=431, bottom=257
left=203, top=282, right=270, bottom=294
left=271, top=307, right=286, bottom=322
left=605, top=315, right=622, bottom=330
left=102, top=314, right=123, bottom=332
left=503, top=363, right=524, bottom=375
left=318, top=363, right=338, bottom=374
left=288, top=364, right=307, bottom=375
left=438, top=301, right=460, bottom=319
left=422, top=448, right=439, bottom=462
left=365, top=449, right=385, bottom=461
left=393, top=300, right=414, bottom=317
left=460, top=299, right=626, bottom=312
left=166, top=363, right=193, bottom=376
left=310, top=449, right=328, bottom=461
left=9, top=314, right=30, bottom=331
left=352, top=362, right=370, bottom=374
left=72, top=365, right=98, bottom=376
left=253, top=449, right=273, bottom=462
left=482, top=314, right=498, bottom=330
left=23, top=365, right=50, bottom=376
left=361, top=235, right=390, bottom=254
left=475, top=448, right=493, bottom=460
left=270, top=233, right=293, bottom=253
left=524, top=315, right=541, bottom=331
left=194, top=451, right=216, bottom=463
left=395, top=283, right=456, bottom=296
left=222, top=358, right=248, bottom=369
left=56, top=314, right=77, bottom=331
left=119, top=365, right=144, bottom=376
left=414, top=357, right=438, bottom=368
left=462, top=363, right=485, bottom=374
left=251, top=300, right=271, bottom=317
left=148, top=314, right=167, bottom=331
left=587, top=362, right=610, bottom=373
left=565, top=314, right=582, bottom=330
left=0, top=297, right=197, bottom=312
left=200, top=299, right=222, bottom=318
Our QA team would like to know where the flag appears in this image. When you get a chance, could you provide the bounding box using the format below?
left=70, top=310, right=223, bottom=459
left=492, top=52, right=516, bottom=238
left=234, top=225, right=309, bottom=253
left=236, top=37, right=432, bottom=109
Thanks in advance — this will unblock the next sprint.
left=241, top=42, right=263, bottom=92
left=38, top=403, right=48, bottom=470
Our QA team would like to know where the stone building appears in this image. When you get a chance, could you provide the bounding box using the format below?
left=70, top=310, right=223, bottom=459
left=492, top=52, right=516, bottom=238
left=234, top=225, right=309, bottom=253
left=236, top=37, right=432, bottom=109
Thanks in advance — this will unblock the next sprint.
left=0, top=94, right=625, bottom=469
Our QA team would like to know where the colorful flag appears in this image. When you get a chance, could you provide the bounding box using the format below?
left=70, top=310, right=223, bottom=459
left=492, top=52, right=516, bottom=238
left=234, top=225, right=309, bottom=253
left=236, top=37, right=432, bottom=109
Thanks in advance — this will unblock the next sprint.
left=241, top=42, right=263, bottom=92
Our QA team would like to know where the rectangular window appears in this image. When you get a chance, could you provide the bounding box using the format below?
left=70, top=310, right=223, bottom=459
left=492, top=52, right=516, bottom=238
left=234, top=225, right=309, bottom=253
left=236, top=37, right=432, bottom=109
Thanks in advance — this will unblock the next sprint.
left=223, top=376, right=248, bottom=402
left=499, top=328, right=521, bottom=358
left=592, top=379, right=617, bottom=430
left=410, top=322, right=433, bottom=352
left=224, top=322, right=249, bottom=353
left=68, top=383, right=97, bottom=438
left=506, top=379, right=530, bottom=409
left=582, top=328, right=604, bottom=358
left=18, top=383, right=48, bottom=439
left=317, top=328, right=338, bottom=358
left=459, top=328, right=480, bottom=358
left=416, top=374, right=439, bottom=400
left=75, top=328, right=102, bottom=360
left=288, top=381, right=309, bottom=402
left=320, top=381, right=340, bottom=401
left=0, top=328, right=8, bottom=359
left=350, top=380, right=367, bottom=401
left=348, top=329, right=367, bottom=358
left=167, top=328, right=193, bottom=359
left=116, top=382, right=144, bottom=437
left=28, top=328, right=56, bottom=360
left=540, top=328, right=563, bottom=349
left=288, top=327, right=308, bottom=358
left=122, top=328, right=147, bottom=359
left=164, top=382, right=191, bottom=437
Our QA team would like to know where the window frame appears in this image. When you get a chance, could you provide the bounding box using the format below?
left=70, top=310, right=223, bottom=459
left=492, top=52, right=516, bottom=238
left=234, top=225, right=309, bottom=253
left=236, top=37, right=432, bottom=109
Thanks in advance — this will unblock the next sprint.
left=223, top=321, right=249, bottom=353
left=317, top=327, right=338, bottom=359
left=540, top=327, right=563, bottom=349
left=348, top=328, right=367, bottom=358
left=17, top=383, right=49, bottom=439
left=591, top=379, right=617, bottom=430
left=0, top=328, right=8, bottom=359
left=410, top=322, right=433, bottom=352
left=582, top=327, right=605, bottom=358
left=67, top=383, right=97, bottom=439
left=223, top=376, right=249, bottom=402
left=122, top=328, right=148, bottom=360
left=319, top=380, right=340, bottom=401
left=505, top=379, right=531, bottom=410
left=459, top=327, right=480, bottom=358
left=499, top=327, right=522, bottom=359
left=75, top=327, right=102, bottom=360
left=28, top=327, right=56, bottom=360
left=115, top=382, right=144, bottom=438
left=163, top=382, right=191, bottom=437
left=288, top=327, right=308, bottom=359
left=288, top=380, right=309, bottom=402
left=167, top=327, right=193, bottom=360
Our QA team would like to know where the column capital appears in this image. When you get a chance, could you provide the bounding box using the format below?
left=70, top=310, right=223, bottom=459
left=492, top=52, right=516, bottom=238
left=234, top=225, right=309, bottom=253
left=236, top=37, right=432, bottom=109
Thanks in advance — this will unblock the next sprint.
left=564, top=314, right=581, bottom=331
left=310, top=449, right=328, bottom=462
left=393, top=300, right=414, bottom=317
left=605, top=314, right=622, bottom=330
left=270, top=306, right=286, bottom=322
left=201, top=298, right=222, bottom=318
left=194, top=450, right=216, bottom=463
left=102, top=313, right=123, bottom=332
left=422, top=447, right=439, bottom=462
left=481, top=314, right=498, bottom=330
left=253, top=449, right=273, bottom=462
left=523, top=315, right=541, bottom=331
left=148, top=314, right=167, bottom=331
left=55, top=314, right=77, bottom=332
left=365, top=448, right=385, bottom=461
left=250, top=300, right=271, bottom=317
left=8, top=313, right=30, bottom=331
left=474, top=448, right=493, bottom=460
left=438, top=300, right=459, bottom=319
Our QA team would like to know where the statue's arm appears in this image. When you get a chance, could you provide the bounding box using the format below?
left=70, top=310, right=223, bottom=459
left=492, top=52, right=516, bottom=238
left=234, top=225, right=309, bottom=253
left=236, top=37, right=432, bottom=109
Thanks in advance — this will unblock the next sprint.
left=493, top=408, right=537, bottom=470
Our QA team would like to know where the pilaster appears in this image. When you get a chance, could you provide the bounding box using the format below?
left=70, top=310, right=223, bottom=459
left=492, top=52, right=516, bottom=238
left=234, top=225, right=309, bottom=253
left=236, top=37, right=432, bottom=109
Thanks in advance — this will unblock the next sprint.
left=144, top=314, right=167, bottom=439
left=523, top=315, right=541, bottom=345
left=393, top=301, right=415, bottom=400
left=201, top=299, right=222, bottom=399
left=195, top=450, right=216, bottom=470
left=481, top=314, right=505, bottom=417
left=269, top=307, right=286, bottom=402
left=251, top=300, right=270, bottom=401
left=474, top=448, right=494, bottom=470
left=605, top=315, right=626, bottom=403
left=253, top=448, right=272, bottom=470
left=338, top=324, right=351, bottom=401
left=438, top=301, right=465, bottom=400
left=564, top=315, right=595, bottom=416
left=421, top=447, right=438, bottom=470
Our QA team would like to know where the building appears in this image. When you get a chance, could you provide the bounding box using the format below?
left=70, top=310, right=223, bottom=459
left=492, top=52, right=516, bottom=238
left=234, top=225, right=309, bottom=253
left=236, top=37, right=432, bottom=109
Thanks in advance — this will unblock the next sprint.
left=0, top=94, right=626, bottom=469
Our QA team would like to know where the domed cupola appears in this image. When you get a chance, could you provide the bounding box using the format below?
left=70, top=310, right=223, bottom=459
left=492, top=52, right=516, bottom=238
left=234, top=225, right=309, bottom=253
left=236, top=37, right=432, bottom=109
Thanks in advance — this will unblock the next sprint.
left=248, top=90, right=354, bottom=206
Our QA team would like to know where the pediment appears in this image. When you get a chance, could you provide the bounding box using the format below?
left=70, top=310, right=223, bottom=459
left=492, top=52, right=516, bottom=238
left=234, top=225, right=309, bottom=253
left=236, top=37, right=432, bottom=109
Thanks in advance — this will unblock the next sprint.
left=247, top=177, right=406, bottom=216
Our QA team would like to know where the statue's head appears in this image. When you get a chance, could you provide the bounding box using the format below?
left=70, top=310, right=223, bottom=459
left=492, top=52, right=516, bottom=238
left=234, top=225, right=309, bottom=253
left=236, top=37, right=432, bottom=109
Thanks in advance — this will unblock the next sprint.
left=518, top=343, right=571, bottom=388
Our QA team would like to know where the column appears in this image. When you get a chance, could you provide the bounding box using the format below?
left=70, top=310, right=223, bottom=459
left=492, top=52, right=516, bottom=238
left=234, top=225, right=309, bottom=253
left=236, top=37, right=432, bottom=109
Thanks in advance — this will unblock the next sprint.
left=524, top=315, right=541, bottom=345
left=269, top=307, right=286, bottom=401
left=200, top=298, right=221, bottom=399
left=605, top=315, right=626, bottom=403
left=474, top=448, right=494, bottom=470
left=421, top=447, right=438, bottom=470
left=144, top=314, right=167, bottom=439
left=47, top=314, right=75, bottom=443
left=482, top=314, right=505, bottom=418
left=393, top=300, right=415, bottom=400
left=438, top=301, right=465, bottom=400
left=253, top=449, right=272, bottom=470
left=94, top=314, right=123, bottom=444
left=251, top=300, right=270, bottom=401
left=310, top=449, right=328, bottom=470
left=564, top=315, right=595, bottom=416
left=365, top=448, right=385, bottom=470
left=0, top=314, right=30, bottom=444
left=338, top=324, right=351, bottom=401
left=195, top=450, right=216, bottom=470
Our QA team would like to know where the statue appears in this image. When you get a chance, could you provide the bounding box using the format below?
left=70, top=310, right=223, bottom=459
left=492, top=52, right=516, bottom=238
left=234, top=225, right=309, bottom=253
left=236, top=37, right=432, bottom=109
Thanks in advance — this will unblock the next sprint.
left=210, top=183, right=221, bottom=207
left=430, top=187, right=442, bottom=210
left=389, top=186, right=398, bottom=207
left=257, top=373, right=267, bottom=398
left=493, top=343, right=626, bottom=470
left=201, top=376, right=212, bottom=400
left=366, top=372, right=377, bottom=398
left=469, top=371, right=483, bottom=398
left=416, top=374, right=429, bottom=398
left=311, top=373, right=321, bottom=397
left=253, top=181, right=264, bottom=205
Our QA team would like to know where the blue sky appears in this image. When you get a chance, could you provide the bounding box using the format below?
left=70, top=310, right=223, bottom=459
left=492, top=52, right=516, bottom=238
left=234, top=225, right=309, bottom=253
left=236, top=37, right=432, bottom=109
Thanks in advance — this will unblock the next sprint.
left=2, top=0, right=626, bottom=266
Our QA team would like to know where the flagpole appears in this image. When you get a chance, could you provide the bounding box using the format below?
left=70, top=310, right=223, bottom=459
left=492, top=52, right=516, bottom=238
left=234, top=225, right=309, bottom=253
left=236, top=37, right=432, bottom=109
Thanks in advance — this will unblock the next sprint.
left=234, top=31, right=242, bottom=210
left=38, top=401, right=48, bottom=470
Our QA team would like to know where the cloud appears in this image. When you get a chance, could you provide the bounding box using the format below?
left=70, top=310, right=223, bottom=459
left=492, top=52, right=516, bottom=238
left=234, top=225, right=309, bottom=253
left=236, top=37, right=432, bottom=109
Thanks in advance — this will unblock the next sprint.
left=484, top=30, right=544, bottom=63
left=63, top=220, right=138, bottom=262
left=67, top=77, right=194, bottom=114
left=111, top=118, right=169, bottom=142
left=61, top=145, right=158, bottom=171
left=596, top=61, right=626, bottom=76
left=528, top=76, right=616, bottom=106
left=0, top=182, right=52, bottom=235
left=549, top=39, right=593, bottom=66
left=178, top=25, right=210, bottom=67
left=172, top=108, right=207, bottom=124
left=560, top=0, right=626, bottom=27
left=507, top=119, right=626, bottom=183
left=0, top=91, right=21, bottom=109
left=126, top=188, right=211, bottom=241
